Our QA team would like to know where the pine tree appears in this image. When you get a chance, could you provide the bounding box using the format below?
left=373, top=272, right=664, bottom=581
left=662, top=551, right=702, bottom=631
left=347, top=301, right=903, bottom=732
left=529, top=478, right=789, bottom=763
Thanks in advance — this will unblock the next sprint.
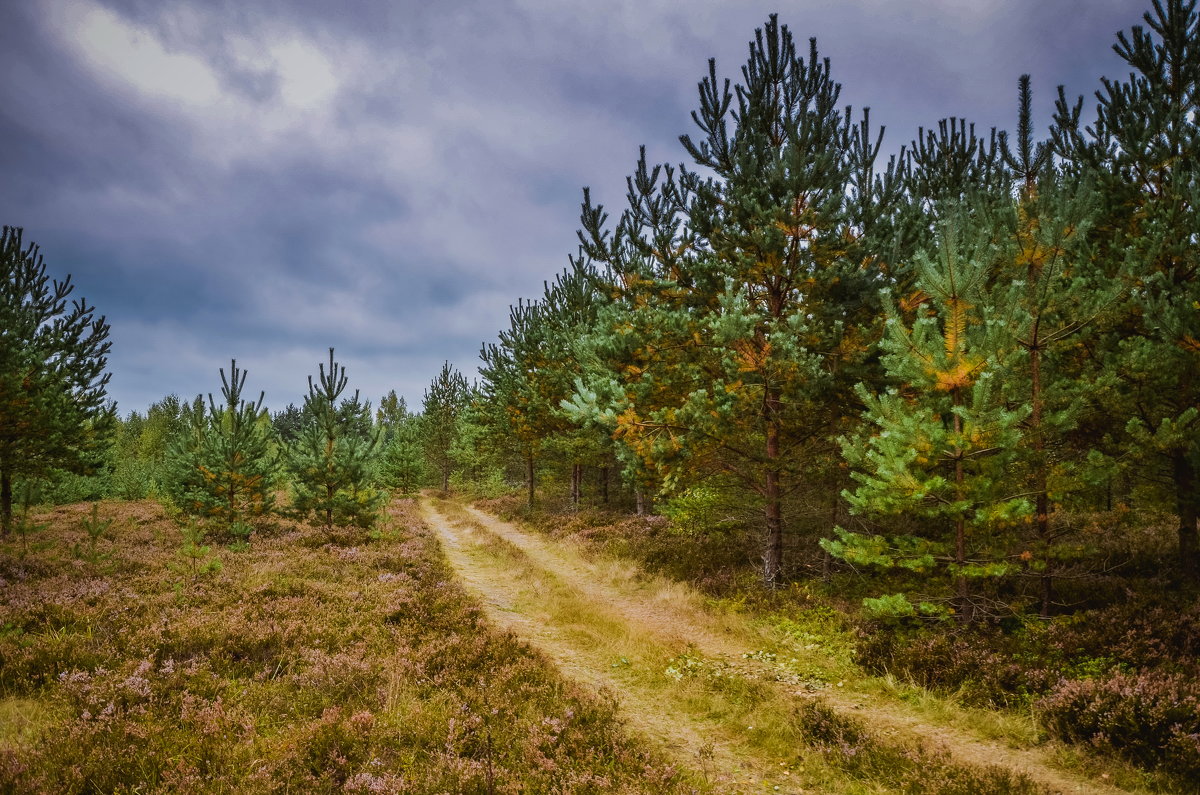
left=480, top=263, right=611, bottom=507
left=480, top=299, right=547, bottom=506
left=575, top=18, right=887, bottom=584
left=1053, top=0, right=1200, bottom=577
left=378, top=412, right=426, bottom=495
left=0, top=226, right=114, bottom=535
left=422, top=362, right=468, bottom=491
left=374, top=389, right=425, bottom=494
left=449, top=387, right=507, bottom=493
left=109, top=394, right=189, bottom=501
left=272, top=403, right=305, bottom=444
left=991, top=76, right=1117, bottom=613
left=287, top=349, right=384, bottom=529
left=163, top=361, right=278, bottom=537
left=163, top=394, right=207, bottom=508
left=829, top=216, right=1031, bottom=621
left=375, top=390, right=407, bottom=441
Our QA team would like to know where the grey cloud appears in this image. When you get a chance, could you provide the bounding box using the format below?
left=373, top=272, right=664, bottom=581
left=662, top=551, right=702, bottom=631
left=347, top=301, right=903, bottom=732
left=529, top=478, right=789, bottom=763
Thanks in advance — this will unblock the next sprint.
left=2, top=0, right=1145, bottom=414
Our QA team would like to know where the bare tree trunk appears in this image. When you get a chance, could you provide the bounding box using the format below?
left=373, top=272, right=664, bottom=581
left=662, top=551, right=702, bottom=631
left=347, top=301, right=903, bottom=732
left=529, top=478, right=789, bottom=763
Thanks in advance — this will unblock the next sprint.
left=763, top=386, right=783, bottom=587
left=326, top=481, right=335, bottom=529
left=1, top=470, right=11, bottom=538
left=526, top=452, right=535, bottom=509
left=635, top=485, right=645, bottom=516
left=1174, top=452, right=1200, bottom=581
left=570, top=464, right=581, bottom=508
left=1030, top=341, right=1054, bottom=616
left=953, top=387, right=972, bottom=623
left=823, top=481, right=839, bottom=582
left=599, top=466, right=609, bottom=505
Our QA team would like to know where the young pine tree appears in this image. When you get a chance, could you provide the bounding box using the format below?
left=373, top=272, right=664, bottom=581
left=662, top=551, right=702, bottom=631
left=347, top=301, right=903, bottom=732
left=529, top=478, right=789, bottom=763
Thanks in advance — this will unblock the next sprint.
left=287, top=349, right=384, bottom=530
left=422, top=362, right=468, bottom=491
left=377, top=399, right=427, bottom=495
left=828, top=217, right=1031, bottom=622
left=164, top=361, right=278, bottom=538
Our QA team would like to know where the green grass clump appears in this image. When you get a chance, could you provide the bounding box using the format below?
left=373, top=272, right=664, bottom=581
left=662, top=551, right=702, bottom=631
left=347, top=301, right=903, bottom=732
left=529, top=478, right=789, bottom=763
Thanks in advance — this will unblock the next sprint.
left=790, top=700, right=1046, bottom=794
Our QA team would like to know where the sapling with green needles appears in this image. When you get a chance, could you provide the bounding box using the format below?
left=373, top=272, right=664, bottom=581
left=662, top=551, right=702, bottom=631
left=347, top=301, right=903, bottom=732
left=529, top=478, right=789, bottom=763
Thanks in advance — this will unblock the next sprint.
left=78, top=503, right=114, bottom=561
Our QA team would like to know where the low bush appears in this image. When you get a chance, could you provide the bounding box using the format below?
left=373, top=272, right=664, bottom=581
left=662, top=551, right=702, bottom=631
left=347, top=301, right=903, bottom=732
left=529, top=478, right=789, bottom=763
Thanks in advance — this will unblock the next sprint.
left=857, top=592, right=1200, bottom=699
left=1036, top=670, right=1200, bottom=779
left=854, top=624, right=1055, bottom=707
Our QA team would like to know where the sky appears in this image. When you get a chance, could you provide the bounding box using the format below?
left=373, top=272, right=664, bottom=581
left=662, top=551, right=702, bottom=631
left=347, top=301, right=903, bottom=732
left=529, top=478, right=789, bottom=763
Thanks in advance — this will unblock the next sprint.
left=1, top=0, right=1143, bottom=415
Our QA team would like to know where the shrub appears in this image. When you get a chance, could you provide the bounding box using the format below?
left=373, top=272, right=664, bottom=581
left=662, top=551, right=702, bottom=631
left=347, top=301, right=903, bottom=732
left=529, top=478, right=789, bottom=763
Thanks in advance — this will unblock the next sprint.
left=660, top=486, right=743, bottom=536
left=1037, top=671, right=1200, bottom=778
left=855, top=592, right=1200, bottom=710
left=854, top=623, right=1049, bottom=707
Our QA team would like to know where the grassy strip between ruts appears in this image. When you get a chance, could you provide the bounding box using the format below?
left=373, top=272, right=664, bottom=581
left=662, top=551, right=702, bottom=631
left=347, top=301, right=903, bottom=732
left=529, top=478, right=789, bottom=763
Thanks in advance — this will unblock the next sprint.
left=473, top=494, right=1184, bottom=794
left=429, top=497, right=1050, bottom=795
left=0, top=497, right=695, bottom=793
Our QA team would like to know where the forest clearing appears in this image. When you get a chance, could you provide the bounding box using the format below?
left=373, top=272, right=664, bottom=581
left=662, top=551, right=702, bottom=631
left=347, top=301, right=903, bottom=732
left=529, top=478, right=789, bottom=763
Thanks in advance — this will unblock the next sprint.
left=0, top=494, right=1155, bottom=793
left=3, top=0, right=1200, bottom=791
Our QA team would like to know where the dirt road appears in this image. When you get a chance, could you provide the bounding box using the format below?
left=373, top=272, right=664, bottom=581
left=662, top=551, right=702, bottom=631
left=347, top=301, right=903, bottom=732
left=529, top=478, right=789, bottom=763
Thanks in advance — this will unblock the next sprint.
left=422, top=497, right=1128, bottom=794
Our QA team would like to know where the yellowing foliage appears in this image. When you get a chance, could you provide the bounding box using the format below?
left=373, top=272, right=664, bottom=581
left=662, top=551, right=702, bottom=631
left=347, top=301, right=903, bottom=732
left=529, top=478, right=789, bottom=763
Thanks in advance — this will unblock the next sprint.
left=929, top=358, right=985, bottom=392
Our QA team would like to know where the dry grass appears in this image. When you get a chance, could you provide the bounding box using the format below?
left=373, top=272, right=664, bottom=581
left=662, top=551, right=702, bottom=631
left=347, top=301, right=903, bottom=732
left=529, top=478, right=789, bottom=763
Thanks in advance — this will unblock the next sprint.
left=474, top=495, right=1189, bottom=794
left=0, top=498, right=695, bottom=793
left=426, top=497, right=1057, bottom=795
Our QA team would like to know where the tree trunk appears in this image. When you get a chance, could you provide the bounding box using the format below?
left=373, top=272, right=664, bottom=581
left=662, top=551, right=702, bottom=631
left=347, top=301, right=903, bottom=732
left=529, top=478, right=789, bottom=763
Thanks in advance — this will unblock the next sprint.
left=526, top=452, right=535, bottom=509
left=763, top=386, right=783, bottom=588
left=1173, top=452, right=1200, bottom=580
left=1, top=470, right=11, bottom=538
left=568, top=463, right=585, bottom=508
left=823, top=482, right=839, bottom=582
left=1030, top=342, right=1054, bottom=616
left=441, top=465, right=450, bottom=492
left=635, top=485, right=644, bottom=516
left=952, top=388, right=972, bottom=622
left=599, top=466, right=609, bottom=505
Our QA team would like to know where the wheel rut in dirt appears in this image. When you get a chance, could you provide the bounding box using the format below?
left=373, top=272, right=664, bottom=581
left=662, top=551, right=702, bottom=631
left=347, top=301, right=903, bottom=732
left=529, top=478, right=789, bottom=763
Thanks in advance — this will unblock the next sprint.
left=422, top=497, right=1128, bottom=795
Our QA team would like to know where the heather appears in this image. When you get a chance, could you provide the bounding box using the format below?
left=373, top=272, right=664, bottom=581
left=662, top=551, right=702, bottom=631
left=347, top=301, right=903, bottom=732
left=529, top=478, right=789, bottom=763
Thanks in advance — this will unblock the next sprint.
left=1, top=0, right=1197, bottom=790
left=0, top=498, right=690, bottom=793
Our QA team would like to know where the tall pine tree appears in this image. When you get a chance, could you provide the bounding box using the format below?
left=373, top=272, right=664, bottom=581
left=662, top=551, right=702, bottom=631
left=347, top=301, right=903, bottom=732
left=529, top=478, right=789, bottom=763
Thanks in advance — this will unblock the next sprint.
left=575, top=18, right=887, bottom=584
left=1053, top=0, right=1200, bottom=577
left=0, top=226, right=114, bottom=535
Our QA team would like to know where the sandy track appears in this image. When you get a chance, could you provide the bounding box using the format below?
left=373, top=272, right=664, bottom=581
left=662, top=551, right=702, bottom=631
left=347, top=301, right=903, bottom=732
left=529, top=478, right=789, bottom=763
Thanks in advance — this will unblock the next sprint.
left=423, top=497, right=1128, bottom=795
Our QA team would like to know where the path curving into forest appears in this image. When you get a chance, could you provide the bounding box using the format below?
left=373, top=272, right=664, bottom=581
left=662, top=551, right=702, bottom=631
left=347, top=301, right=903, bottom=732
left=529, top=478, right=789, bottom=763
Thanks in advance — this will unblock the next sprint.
left=421, top=496, right=1129, bottom=795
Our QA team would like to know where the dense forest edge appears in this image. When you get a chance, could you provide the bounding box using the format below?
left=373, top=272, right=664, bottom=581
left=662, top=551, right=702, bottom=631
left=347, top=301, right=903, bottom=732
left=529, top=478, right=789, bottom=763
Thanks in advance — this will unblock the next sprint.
left=2, top=0, right=1199, bottom=791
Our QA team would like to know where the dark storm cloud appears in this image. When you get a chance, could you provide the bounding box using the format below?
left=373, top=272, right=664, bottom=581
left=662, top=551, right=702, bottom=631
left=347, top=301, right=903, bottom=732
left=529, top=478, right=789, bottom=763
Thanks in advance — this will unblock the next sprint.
left=1, top=0, right=1143, bottom=414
